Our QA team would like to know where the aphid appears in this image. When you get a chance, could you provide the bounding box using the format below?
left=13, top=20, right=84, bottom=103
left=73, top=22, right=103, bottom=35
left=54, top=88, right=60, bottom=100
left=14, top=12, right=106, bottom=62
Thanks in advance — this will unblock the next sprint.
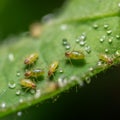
left=65, top=51, right=85, bottom=60
left=24, top=53, right=39, bottom=65
left=20, top=79, right=36, bottom=89
left=24, top=68, right=44, bottom=78
left=99, top=54, right=113, bottom=64
left=48, top=61, right=59, bottom=77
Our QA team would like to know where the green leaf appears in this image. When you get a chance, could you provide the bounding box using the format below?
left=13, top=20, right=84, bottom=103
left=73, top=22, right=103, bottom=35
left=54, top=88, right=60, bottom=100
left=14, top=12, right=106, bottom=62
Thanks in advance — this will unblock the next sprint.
left=0, top=0, right=120, bottom=118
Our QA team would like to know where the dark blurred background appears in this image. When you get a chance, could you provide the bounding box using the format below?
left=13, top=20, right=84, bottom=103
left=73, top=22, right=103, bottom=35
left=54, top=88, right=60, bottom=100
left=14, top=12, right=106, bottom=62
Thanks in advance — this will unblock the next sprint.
left=1, top=0, right=120, bottom=119
left=0, top=0, right=65, bottom=38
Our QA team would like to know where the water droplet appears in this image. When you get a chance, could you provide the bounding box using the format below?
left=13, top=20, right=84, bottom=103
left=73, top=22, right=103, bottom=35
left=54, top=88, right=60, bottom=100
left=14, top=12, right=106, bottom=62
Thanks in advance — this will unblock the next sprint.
left=76, top=39, right=80, bottom=43
left=97, top=61, right=102, bottom=66
left=16, top=90, right=21, bottom=96
left=17, top=111, right=22, bottom=117
left=59, top=69, right=63, bottom=73
left=93, top=24, right=98, bottom=29
left=19, top=98, right=24, bottom=103
left=108, top=38, right=113, bottom=43
left=85, top=77, right=91, bottom=84
left=41, top=13, right=54, bottom=24
left=116, top=35, right=120, bottom=39
left=79, top=40, right=86, bottom=46
left=30, top=89, right=36, bottom=94
left=107, top=30, right=112, bottom=35
left=65, top=44, right=71, bottom=50
left=60, top=24, right=67, bottom=31
left=104, top=24, right=109, bottom=29
left=99, top=38, right=104, bottom=43
left=105, top=48, right=109, bottom=53
left=8, top=80, right=16, bottom=89
left=1, top=102, right=6, bottom=109
left=16, top=71, right=21, bottom=77
left=115, top=50, right=120, bottom=57
left=79, top=34, right=86, bottom=41
left=89, top=67, right=94, bottom=72
left=85, top=46, right=91, bottom=53
left=58, top=76, right=67, bottom=87
left=34, top=89, right=41, bottom=99
left=8, top=53, right=14, bottom=62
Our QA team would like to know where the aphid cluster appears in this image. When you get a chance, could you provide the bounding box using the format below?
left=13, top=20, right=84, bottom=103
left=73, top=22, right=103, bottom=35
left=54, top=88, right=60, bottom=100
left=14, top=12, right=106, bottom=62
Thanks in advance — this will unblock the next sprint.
left=20, top=53, right=44, bottom=91
left=19, top=53, right=60, bottom=93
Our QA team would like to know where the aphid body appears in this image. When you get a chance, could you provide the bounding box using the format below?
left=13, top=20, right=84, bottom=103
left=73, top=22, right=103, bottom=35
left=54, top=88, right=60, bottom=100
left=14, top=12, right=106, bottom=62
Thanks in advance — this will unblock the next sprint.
left=48, top=61, right=59, bottom=77
left=24, top=53, right=39, bottom=65
left=99, top=54, right=113, bottom=64
left=65, top=51, right=85, bottom=60
left=25, top=69, right=44, bottom=78
left=20, top=79, right=36, bottom=89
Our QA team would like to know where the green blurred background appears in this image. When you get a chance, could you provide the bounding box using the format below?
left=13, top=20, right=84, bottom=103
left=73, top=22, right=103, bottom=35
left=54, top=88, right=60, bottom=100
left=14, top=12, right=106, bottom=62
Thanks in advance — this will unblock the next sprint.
left=1, top=0, right=120, bottom=119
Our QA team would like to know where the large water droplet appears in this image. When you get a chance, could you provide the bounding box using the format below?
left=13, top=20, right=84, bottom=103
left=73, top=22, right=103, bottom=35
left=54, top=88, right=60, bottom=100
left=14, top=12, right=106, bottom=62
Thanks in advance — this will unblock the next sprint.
left=108, top=38, right=113, bottom=44
left=79, top=34, right=86, bottom=41
left=19, top=98, right=24, bottom=103
left=107, top=30, right=112, bottom=35
left=116, top=35, right=120, bottom=39
left=8, top=53, right=14, bottom=62
left=16, top=90, right=21, bottom=96
left=93, top=24, right=98, bottom=29
left=85, top=77, right=91, bottom=84
left=30, top=89, right=36, bottom=94
left=104, top=24, right=109, bottom=29
left=115, top=50, right=120, bottom=57
left=85, top=46, right=91, bottom=53
left=16, top=71, right=21, bottom=77
left=105, top=48, right=109, bottom=53
left=60, top=24, right=67, bottom=31
left=76, top=39, right=80, bottom=43
left=58, top=76, right=67, bottom=87
left=79, top=40, right=86, bottom=46
left=1, top=102, right=6, bottom=109
left=8, top=80, right=16, bottom=89
left=41, top=13, right=54, bottom=24
left=65, top=44, right=71, bottom=50
left=34, top=89, right=41, bottom=99
left=62, top=38, right=68, bottom=46
left=17, top=111, right=22, bottom=117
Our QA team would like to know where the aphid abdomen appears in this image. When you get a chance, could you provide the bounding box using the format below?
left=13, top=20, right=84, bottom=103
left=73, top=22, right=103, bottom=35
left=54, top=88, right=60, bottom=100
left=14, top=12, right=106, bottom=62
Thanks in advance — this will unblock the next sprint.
left=32, top=69, right=44, bottom=77
left=71, top=51, right=85, bottom=60
left=20, top=79, right=36, bottom=89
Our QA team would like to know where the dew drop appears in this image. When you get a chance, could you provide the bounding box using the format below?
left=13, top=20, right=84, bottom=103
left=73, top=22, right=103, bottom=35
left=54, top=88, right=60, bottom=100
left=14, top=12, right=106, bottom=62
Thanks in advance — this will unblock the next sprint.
left=8, top=80, right=16, bottom=89
left=99, top=38, right=104, bottom=43
left=58, top=76, right=67, bottom=87
left=62, top=38, right=68, bottom=46
left=108, top=38, right=113, bottom=44
left=118, top=3, right=120, bottom=7
left=59, top=69, right=63, bottom=73
left=79, top=34, right=86, bottom=41
left=34, top=89, right=41, bottom=99
left=105, top=48, right=109, bottom=53
left=79, top=40, right=86, bottom=46
left=41, top=13, right=54, bottom=23
left=17, top=111, right=22, bottom=117
left=116, top=35, right=120, bottom=39
left=93, top=24, right=98, bottom=29
left=89, top=67, right=94, bottom=72
left=115, top=50, right=120, bottom=57
left=76, top=39, right=80, bottom=43
left=8, top=53, right=14, bottom=62
left=19, top=98, right=24, bottom=103
left=97, top=61, right=102, bottom=66
left=1, top=102, right=6, bottom=109
left=107, top=30, right=112, bottom=35
left=60, top=24, right=67, bottom=31
left=85, top=77, right=91, bottom=84
left=16, top=71, right=21, bottom=77
left=16, top=90, right=21, bottom=96
left=65, top=44, right=71, bottom=50
left=104, top=24, right=109, bottom=29
left=85, top=46, right=91, bottom=53
left=30, top=89, right=36, bottom=94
